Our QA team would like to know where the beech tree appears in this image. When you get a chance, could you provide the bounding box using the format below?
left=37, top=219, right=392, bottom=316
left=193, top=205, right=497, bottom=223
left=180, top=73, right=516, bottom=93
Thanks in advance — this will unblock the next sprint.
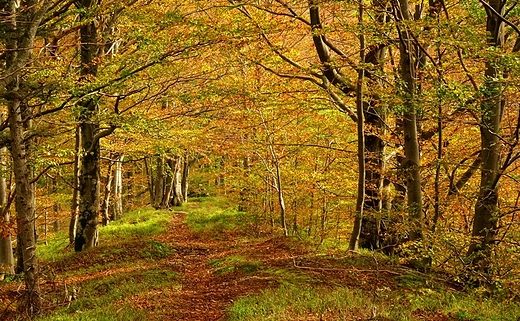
left=467, top=0, right=520, bottom=274
left=74, top=0, right=105, bottom=251
left=0, top=0, right=50, bottom=314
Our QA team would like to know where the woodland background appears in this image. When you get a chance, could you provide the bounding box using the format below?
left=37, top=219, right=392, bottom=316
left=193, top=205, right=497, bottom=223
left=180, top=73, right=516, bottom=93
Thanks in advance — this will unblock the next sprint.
left=1, top=0, right=520, bottom=318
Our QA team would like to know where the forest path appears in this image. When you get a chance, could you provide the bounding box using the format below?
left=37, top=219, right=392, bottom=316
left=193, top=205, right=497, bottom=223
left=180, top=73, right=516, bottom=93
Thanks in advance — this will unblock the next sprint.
left=0, top=203, right=458, bottom=321
left=153, top=211, right=302, bottom=321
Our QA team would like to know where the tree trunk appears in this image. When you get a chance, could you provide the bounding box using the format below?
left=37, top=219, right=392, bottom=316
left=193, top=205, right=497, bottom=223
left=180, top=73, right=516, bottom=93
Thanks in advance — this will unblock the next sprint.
left=101, top=160, right=114, bottom=226
left=181, top=156, right=190, bottom=202
left=0, top=147, right=14, bottom=278
left=75, top=0, right=101, bottom=251
left=112, top=154, right=124, bottom=220
left=171, top=157, right=184, bottom=207
left=75, top=115, right=101, bottom=251
left=397, top=0, right=423, bottom=240
left=309, top=0, right=389, bottom=249
left=348, top=0, right=366, bottom=251
left=1, top=0, right=46, bottom=314
left=9, top=95, right=41, bottom=315
left=467, top=0, right=505, bottom=272
left=153, top=157, right=165, bottom=209
left=69, top=125, right=81, bottom=244
left=144, top=157, right=155, bottom=206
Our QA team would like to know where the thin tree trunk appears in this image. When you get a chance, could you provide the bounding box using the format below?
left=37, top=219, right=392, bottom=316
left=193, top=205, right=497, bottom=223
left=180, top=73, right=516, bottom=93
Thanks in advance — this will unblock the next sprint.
left=349, top=0, right=366, bottom=251
left=274, top=160, right=288, bottom=236
left=432, top=94, right=443, bottom=232
left=112, top=154, right=124, bottom=220
left=144, top=157, right=155, bottom=206
left=181, top=156, right=190, bottom=202
left=0, top=147, right=14, bottom=278
left=69, top=125, right=81, bottom=244
left=267, top=142, right=288, bottom=237
left=101, top=160, right=114, bottom=226
left=162, top=158, right=174, bottom=208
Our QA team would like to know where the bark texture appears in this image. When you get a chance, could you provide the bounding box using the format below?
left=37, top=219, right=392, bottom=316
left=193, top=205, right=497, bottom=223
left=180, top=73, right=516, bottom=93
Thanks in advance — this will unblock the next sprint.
left=396, top=0, right=423, bottom=240
left=69, top=126, right=81, bottom=243
left=75, top=0, right=101, bottom=252
left=467, top=0, right=505, bottom=272
left=309, top=0, right=389, bottom=249
left=0, top=0, right=47, bottom=315
left=0, top=147, right=14, bottom=277
left=112, top=154, right=124, bottom=220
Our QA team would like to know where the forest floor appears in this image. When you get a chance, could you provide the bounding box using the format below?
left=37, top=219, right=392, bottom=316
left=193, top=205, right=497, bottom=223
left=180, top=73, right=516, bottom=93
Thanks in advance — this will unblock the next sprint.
left=0, top=197, right=517, bottom=320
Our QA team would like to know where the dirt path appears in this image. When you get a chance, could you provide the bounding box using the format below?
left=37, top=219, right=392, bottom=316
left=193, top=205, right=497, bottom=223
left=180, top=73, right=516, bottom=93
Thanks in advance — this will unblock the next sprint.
left=1, top=209, right=453, bottom=321
left=153, top=212, right=298, bottom=321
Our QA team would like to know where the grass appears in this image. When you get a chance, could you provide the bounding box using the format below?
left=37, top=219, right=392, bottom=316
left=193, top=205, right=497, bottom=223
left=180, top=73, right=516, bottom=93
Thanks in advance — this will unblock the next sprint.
left=33, top=207, right=179, bottom=321
left=37, top=208, right=172, bottom=262
left=227, top=282, right=520, bottom=321
left=38, top=269, right=179, bottom=321
left=209, top=255, right=263, bottom=275
left=183, top=197, right=247, bottom=236
left=18, top=197, right=520, bottom=321
left=100, top=207, right=172, bottom=240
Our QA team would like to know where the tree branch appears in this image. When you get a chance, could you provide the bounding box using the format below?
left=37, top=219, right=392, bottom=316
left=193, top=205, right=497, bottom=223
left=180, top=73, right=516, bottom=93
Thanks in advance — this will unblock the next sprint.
left=84, top=125, right=117, bottom=155
left=480, top=0, right=520, bottom=36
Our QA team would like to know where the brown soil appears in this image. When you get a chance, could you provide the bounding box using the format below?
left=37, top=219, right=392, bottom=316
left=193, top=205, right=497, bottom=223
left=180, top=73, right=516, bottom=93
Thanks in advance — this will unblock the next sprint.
left=0, top=211, right=459, bottom=321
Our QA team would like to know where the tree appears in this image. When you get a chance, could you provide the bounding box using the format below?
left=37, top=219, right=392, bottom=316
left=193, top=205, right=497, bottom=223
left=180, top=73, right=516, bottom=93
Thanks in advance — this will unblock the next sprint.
left=467, top=0, right=520, bottom=275
left=74, top=0, right=105, bottom=252
left=0, top=147, right=14, bottom=278
left=394, top=0, right=424, bottom=241
left=0, top=0, right=51, bottom=314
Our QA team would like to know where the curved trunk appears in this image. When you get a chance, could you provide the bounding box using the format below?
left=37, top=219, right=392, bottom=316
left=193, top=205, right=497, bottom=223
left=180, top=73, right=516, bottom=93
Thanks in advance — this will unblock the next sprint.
left=309, top=0, right=389, bottom=249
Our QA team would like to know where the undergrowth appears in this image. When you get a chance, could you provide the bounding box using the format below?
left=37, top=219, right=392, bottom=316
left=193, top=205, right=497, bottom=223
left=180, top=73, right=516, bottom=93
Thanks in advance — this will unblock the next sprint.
left=10, top=197, right=520, bottom=321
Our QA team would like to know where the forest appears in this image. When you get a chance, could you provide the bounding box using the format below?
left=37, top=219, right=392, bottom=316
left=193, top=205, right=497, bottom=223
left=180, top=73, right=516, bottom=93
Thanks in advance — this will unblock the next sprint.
left=1, top=0, right=520, bottom=320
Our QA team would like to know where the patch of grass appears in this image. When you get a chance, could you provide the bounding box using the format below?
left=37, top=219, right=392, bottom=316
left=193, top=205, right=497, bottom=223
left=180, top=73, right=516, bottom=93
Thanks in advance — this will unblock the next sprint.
left=209, top=255, right=262, bottom=275
left=264, top=268, right=315, bottom=285
left=37, top=231, right=74, bottom=262
left=139, top=240, right=175, bottom=260
left=100, top=208, right=172, bottom=240
left=38, top=305, right=147, bottom=321
left=33, top=207, right=182, bottom=320
left=184, top=197, right=247, bottom=235
left=227, top=284, right=373, bottom=321
left=395, top=273, right=427, bottom=288
left=37, top=269, right=179, bottom=321
left=1, top=273, right=23, bottom=282
left=38, top=208, right=172, bottom=262
left=227, top=282, right=520, bottom=321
